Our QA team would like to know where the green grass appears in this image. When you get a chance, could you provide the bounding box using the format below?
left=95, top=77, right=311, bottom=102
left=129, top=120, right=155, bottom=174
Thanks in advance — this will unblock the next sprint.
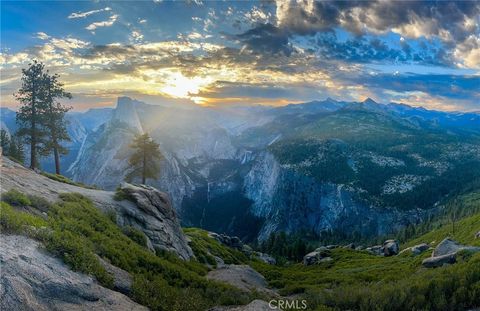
left=0, top=201, right=47, bottom=234
left=0, top=191, right=263, bottom=311
left=41, top=172, right=98, bottom=189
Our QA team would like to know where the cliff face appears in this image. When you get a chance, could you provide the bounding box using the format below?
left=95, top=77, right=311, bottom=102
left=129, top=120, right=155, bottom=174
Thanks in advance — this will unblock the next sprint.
left=244, top=152, right=427, bottom=240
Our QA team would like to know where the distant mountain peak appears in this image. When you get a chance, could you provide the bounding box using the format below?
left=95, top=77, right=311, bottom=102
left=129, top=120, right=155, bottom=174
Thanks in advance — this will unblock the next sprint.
left=362, top=97, right=377, bottom=105
left=112, top=97, right=143, bottom=132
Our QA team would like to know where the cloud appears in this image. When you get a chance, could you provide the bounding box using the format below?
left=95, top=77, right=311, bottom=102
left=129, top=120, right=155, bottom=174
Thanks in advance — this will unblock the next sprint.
left=68, top=7, right=111, bottom=19
left=85, top=14, right=119, bottom=31
left=273, top=0, right=480, bottom=68
left=233, top=23, right=293, bottom=56
left=36, top=32, right=50, bottom=40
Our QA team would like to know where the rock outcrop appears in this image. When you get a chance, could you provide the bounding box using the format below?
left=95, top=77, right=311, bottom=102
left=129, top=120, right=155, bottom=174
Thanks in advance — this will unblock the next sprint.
left=422, top=238, right=480, bottom=268
left=117, top=183, right=194, bottom=260
left=432, top=238, right=480, bottom=257
left=206, top=265, right=271, bottom=294
left=0, top=156, right=193, bottom=260
left=303, top=248, right=331, bottom=265
left=0, top=234, right=147, bottom=311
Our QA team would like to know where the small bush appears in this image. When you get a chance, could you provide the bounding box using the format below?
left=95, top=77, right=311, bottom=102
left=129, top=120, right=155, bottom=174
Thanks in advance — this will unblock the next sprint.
left=1, top=189, right=31, bottom=206
left=113, top=186, right=133, bottom=201
left=28, top=195, right=52, bottom=212
left=0, top=201, right=47, bottom=233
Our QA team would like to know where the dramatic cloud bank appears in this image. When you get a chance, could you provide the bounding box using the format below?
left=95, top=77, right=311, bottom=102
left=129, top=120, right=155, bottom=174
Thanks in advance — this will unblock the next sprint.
left=1, top=1, right=478, bottom=111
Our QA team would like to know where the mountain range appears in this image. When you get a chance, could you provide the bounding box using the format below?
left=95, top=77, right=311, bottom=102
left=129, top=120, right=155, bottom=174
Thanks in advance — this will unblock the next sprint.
left=2, top=97, right=480, bottom=242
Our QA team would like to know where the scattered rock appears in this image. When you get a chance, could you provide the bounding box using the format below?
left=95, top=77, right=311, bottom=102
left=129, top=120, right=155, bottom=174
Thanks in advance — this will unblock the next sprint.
left=206, top=265, right=270, bottom=293
left=366, top=240, right=400, bottom=256
left=366, top=245, right=384, bottom=256
left=400, top=243, right=430, bottom=256
left=0, top=234, right=147, bottom=311
left=422, top=253, right=456, bottom=268
left=383, top=239, right=400, bottom=256
left=254, top=252, right=276, bottom=265
left=96, top=256, right=133, bottom=295
left=208, top=232, right=243, bottom=250
left=411, top=243, right=430, bottom=255
left=355, top=245, right=365, bottom=251
left=303, top=249, right=330, bottom=265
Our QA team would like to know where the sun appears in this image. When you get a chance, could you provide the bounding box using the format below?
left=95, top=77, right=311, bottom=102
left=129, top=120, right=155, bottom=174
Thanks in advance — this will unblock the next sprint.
left=160, top=72, right=212, bottom=103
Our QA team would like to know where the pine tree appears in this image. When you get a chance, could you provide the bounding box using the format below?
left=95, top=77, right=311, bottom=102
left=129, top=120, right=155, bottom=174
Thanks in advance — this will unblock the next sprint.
left=126, top=133, right=163, bottom=184
left=14, top=61, right=48, bottom=169
left=41, top=73, right=72, bottom=174
left=0, top=129, right=10, bottom=155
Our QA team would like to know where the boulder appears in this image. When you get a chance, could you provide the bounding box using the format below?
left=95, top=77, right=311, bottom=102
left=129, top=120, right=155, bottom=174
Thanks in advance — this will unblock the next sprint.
left=117, top=183, right=194, bottom=260
left=383, top=239, right=399, bottom=256
left=206, top=265, right=269, bottom=293
left=366, top=245, right=384, bottom=256
left=343, top=243, right=356, bottom=249
left=423, top=238, right=480, bottom=268
left=433, top=238, right=480, bottom=257
left=422, top=253, right=456, bottom=268
left=411, top=243, right=430, bottom=255
left=303, top=249, right=330, bottom=265
left=475, top=231, right=480, bottom=239
left=0, top=234, right=147, bottom=311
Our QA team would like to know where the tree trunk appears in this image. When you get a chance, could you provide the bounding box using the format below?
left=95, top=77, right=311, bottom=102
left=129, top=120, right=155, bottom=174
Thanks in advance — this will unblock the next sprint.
left=30, top=81, right=37, bottom=169
left=30, top=120, right=36, bottom=169
left=54, top=146, right=60, bottom=174
left=142, top=141, right=146, bottom=184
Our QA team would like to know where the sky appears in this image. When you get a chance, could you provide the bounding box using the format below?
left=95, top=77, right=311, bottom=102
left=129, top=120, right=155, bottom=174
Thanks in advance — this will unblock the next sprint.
left=1, top=0, right=479, bottom=111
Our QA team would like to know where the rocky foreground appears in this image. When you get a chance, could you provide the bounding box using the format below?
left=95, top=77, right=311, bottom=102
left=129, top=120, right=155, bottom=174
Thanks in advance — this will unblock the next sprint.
left=0, top=234, right=147, bottom=311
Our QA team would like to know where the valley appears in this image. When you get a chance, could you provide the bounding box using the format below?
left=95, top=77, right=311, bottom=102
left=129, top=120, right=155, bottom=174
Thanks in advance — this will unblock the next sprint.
left=3, top=97, right=479, bottom=243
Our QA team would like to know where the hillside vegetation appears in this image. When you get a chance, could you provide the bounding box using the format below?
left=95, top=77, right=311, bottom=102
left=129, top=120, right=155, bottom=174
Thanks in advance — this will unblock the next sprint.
left=0, top=190, right=263, bottom=311
left=252, top=191, right=480, bottom=310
